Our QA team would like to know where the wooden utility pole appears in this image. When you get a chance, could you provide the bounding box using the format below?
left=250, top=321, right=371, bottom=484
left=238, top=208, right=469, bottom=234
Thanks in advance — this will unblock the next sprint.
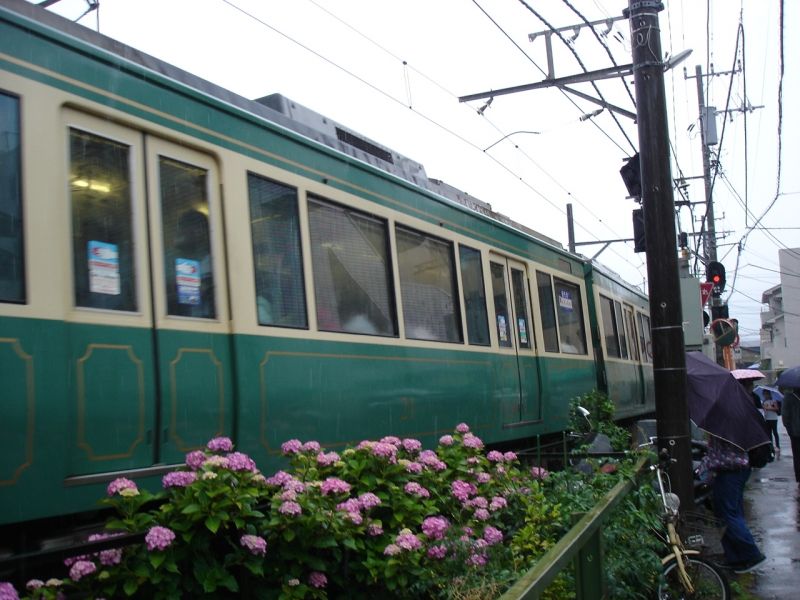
left=625, top=1, right=693, bottom=506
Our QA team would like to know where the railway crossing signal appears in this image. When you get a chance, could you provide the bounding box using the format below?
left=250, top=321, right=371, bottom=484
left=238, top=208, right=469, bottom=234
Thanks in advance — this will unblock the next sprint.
left=705, top=261, right=726, bottom=297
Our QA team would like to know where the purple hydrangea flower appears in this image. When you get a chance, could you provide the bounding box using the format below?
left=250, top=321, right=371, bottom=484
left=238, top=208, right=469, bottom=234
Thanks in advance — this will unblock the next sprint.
left=0, top=583, right=19, bottom=600
left=280, top=439, right=303, bottom=454
left=162, top=471, right=197, bottom=488
left=404, top=461, right=423, bottom=474
left=367, top=523, right=384, bottom=536
left=226, top=452, right=257, bottom=472
left=240, top=534, right=267, bottom=556
left=185, top=450, right=206, bottom=470
left=486, top=450, right=504, bottom=462
left=337, top=498, right=362, bottom=514
left=308, top=572, right=327, bottom=589
left=483, top=526, right=503, bottom=545
left=456, top=423, right=470, bottom=433
left=474, top=508, right=490, bottom=521
left=26, top=580, right=44, bottom=591
left=439, top=434, right=454, bottom=446
left=383, top=543, right=401, bottom=556
left=358, top=492, right=381, bottom=510
left=320, top=477, right=351, bottom=495
left=468, top=553, right=487, bottom=567
left=490, top=496, right=508, bottom=511
left=427, top=544, right=448, bottom=559
left=504, top=451, right=518, bottom=462
left=87, top=533, right=123, bottom=566
left=371, top=442, right=397, bottom=460
left=530, top=466, right=550, bottom=480
left=469, top=496, right=488, bottom=509
left=207, top=437, right=234, bottom=452
left=380, top=436, right=402, bottom=447
left=419, top=450, right=447, bottom=471
left=462, top=433, right=484, bottom=449
left=279, top=501, right=302, bottom=516
left=106, top=477, right=138, bottom=497
left=421, top=516, right=450, bottom=540
left=68, top=560, right=96, bottom=582
left=265, top=470, right=293, bottom=487
left=476, top=472, right=491, bottom=484
left=451, top=480, right=477, bottom=502
left=145, top=526, right=175, bottom=552
left=202, top=455, right=229, bottom=469
left=345, top=511, right=363, bottom=524
left=302, top=440, right=321, bottom=453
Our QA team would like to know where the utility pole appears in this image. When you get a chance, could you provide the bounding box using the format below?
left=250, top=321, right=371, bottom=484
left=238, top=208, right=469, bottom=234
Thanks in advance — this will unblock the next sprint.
left=694, top=65, right=718, bottom=264
left=625, top=1, right=693, bottom=507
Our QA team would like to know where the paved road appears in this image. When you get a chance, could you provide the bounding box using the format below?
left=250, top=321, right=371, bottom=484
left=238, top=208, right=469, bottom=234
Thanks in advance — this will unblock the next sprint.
left=742, top=426, right=800, bottom=599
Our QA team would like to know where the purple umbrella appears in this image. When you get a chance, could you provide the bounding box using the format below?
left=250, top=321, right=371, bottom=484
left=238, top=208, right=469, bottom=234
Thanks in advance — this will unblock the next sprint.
left=685, top=352, right=770, bottom=451
left=776, top=366, right=800, bottom=389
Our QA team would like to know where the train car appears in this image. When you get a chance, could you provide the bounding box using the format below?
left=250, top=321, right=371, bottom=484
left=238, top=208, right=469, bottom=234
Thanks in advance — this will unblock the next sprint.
left=0, top=0, right=652, bottom=535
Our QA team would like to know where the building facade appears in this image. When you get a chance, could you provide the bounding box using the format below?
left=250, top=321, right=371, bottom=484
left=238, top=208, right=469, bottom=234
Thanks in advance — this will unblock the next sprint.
left=760, top=248, right=800, bottom=372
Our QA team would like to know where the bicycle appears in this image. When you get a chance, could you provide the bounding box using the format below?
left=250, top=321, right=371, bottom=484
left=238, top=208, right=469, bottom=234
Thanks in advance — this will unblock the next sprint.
left=651, top=449, right=731, bottom=599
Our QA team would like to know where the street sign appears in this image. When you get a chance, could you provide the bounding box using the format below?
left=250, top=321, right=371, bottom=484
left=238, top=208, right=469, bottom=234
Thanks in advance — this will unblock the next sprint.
left=700, top=281, right=713, bottom=306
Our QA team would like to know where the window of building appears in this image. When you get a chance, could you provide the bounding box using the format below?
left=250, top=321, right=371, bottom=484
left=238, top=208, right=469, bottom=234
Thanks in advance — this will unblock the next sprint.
left=160, top=157, right=215, bottom=318
left=536, top=271, right=559, bottom=352
left=396, top=226, right=462, bottom=342
left=0, top=92, right=23, bottom=303
left=458, top=245, right=490, bottom=346
left=69, top=129, right=136, bottom=311
left=308, top=197, right=396, bottom=336
left=248, top=174, right=307, bottom=328
left=554, top=279, right=586, bottom=354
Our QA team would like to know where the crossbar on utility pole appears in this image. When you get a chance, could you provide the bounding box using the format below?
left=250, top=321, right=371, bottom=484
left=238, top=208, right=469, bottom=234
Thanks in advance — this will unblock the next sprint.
left=625, top=0, right=693, bottom=508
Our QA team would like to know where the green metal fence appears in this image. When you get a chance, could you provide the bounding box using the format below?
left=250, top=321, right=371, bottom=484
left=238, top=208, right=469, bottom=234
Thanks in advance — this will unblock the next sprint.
left=499, top=455, right=650, bottom=600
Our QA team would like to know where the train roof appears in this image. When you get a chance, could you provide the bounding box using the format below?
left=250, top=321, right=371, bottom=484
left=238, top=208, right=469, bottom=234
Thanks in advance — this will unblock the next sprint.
left=2, top=0, right=564, bottom=253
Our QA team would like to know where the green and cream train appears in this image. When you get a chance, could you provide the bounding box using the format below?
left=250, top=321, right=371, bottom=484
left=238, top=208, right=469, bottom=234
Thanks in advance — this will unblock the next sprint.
left=0, top=0, right=653, bottom=532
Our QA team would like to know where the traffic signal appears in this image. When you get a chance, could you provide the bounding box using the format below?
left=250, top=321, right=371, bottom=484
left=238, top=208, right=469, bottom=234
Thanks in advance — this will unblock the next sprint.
left=706, top=261, right=726, bottom=296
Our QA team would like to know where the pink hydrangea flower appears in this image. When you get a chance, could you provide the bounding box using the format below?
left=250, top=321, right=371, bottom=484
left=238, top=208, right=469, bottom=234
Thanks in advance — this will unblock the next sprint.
left=427, top=545, right=448, bottom=559
left=226, top=452, right=256, bottom=472
left=337, top=498, right=362, bottom=514
left=185, top=450, right=206, bottom=470
left=202, top=455, right=229, bottom=469
left=486, top=450, right=504, bottom=462
left=395, top=530, right=422, bottom=551
left=358, top=492, right=381, bottom=510
left=383, top=543, right=401, bottom=556
left=439, top=434, right=454, bottom=446
left=106, top=477, right=138, bottom=497
left=316, top=451, right=340, bottom=466
left=279, top=501, right=302, bottom=516
left=504, top=451, right=518, bottom=462
left=367, top=523, right=384, bottom=536
left=404, top=461, right=423, bottom=474
left=530, top=466, right=550, bottom=480
left=483, top=526, right=503, bottom=545
left=320, top=477, right=351, bottom=495
left=490, top=496, right=508, bottom=511
left=421, top=516, right=449, bottom=540
left=265, top=470, right=294, bottom=487
left=474, top=508, right=490, bottom=521
left=456, top=423, right=470, bottom=433
left=87, top=533, right=123, bottom=566
left=145, top=526, right=175, bottom=551
left=402, top=438, right=422, bottom=453
left=469, top=496, right=488, bottom=509
left=207, top=437, right=233, bottom=452
left=467, top=553, right=487, bottom=567
left=371, top=442, right=397, bottom=460
left=281, top=439, right=303, bottom=454
left=380, top=436, right=402, bottom=447
left=240, top=534, right=267, bottom=556
left=476, top=472, right=491, bottom=484
left=451, top=480, right=477, bottom=502
left=69, top=560, right=96, bottom=581
left=0, top=583, right=19, bottom=600
left=162, top=471, right=197, bottom=488
left=404, top=482, right=430, bottom=498
left=308, top=572, right=327, bottom=589
left=462, top=433, right=484, bottom=449
left=26, top=580, right=44, bottom=591
left=300, top=440, right=322, bottom=454
left=345, top=512, right=363, bottom=524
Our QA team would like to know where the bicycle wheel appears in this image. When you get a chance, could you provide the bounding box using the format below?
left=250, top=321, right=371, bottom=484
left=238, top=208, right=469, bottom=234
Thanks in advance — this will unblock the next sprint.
left=658, top=555, right=731, bottom=599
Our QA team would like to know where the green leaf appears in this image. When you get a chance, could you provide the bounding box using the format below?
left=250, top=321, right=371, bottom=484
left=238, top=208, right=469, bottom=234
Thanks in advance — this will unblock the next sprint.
left=123, top=579, right=138, bottom=596
left=205, top=516, right=221, bottom=533
left=314, top=535, right=338, bottom=548
left=149, top=553, right=166, bottom=569
left=282, top=528, right=296, bottom=542
left=181, top=503, right=202, bottom=514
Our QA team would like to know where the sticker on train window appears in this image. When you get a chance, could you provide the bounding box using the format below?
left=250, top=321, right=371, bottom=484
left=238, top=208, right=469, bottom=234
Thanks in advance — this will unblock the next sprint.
left=558, top=290, right=573, bottom=312
left=518, top=318, right=528, bottom=345
left=497, top=315, right=508, bottom=342
left=88, top=240, right=120, bottom=295
left=176, top=258, right=201, bottom=305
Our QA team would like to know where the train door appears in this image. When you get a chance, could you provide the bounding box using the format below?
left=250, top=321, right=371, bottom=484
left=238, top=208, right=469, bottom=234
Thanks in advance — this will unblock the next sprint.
left=145, top=138, right=234, bottom=465
left=622, top=304, right=646, bottom=405
left=489, top=256, right=541, bottom=423
left=65, top=114, right=157, bottom=475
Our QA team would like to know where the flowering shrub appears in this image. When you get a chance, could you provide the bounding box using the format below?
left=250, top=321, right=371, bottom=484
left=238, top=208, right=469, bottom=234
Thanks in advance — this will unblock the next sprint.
left=2, top=424, right=662, bottom=599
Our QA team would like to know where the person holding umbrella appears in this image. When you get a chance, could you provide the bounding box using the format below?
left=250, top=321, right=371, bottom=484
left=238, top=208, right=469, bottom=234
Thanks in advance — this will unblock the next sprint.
left=777, top=366, right=800, bottom=485
left=760, top=388, right=782, bottom=457
left=686, top=353, right=769, bottom=573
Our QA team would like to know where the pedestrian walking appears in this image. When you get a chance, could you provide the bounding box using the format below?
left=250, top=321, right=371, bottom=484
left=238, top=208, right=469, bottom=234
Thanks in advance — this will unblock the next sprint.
left=762, top=389, right=781, bottom=456
left=781, top=387, right=800, bottom=485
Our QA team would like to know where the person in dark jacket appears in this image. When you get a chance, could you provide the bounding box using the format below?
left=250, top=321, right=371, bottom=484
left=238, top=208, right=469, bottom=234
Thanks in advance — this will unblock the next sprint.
left=781, top=388, right=800, bottom=484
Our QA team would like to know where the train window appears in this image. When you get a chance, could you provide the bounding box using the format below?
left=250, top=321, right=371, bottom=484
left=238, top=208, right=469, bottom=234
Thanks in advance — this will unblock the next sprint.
left=638, top=312, right=653, bottom=362
left=0, top=92, right=24, bottom=303
left=458, top=245, right=489, bottom=346
left=536, top=271, right=559, bottom=352
left=554, top=279, right=586, bottom=354
left=396, top=226, right=462, bottom=342
left=308, top=196, right=396, bottom=336
left=69, top=129, right=136, bottom=311
left=511, top=268, right=532, bottom=349
left=624, top=306, right=640, bottom=361
left=600, top=296, right=621, bottom=358
left=613, top=300, right=628, bottom=359
left=159, top=157, right=215, bottom=318
left=490, top=262, right=512, bottom=348
left=248, top=174, right=307, bottom=328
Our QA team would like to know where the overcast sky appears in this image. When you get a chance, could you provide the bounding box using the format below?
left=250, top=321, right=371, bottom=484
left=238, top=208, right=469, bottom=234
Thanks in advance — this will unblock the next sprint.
left=40, top=0, right=799, bottom=343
